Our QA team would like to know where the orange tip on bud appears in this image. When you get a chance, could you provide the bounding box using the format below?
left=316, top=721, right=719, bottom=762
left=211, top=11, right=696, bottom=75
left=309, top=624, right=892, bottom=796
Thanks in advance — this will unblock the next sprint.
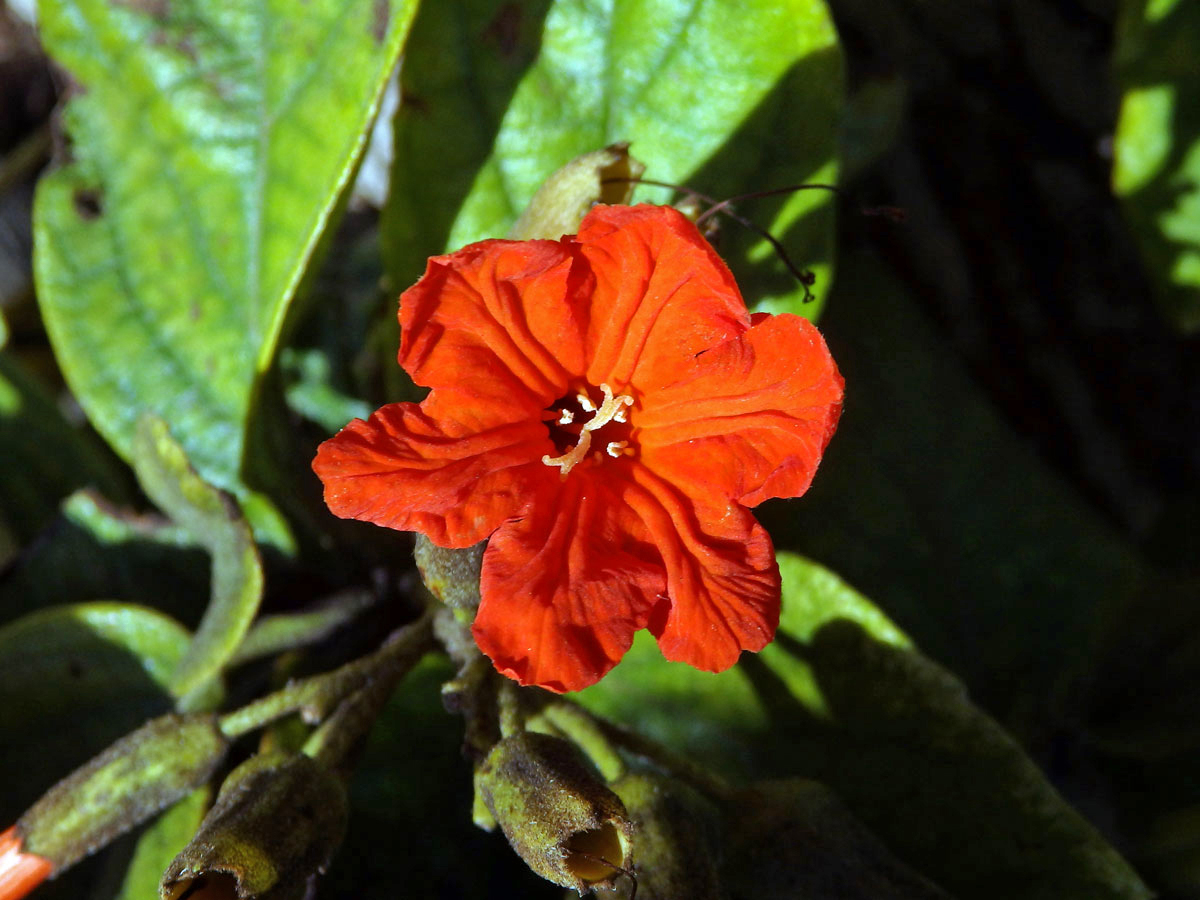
left=0, top=827, right=52, bottom=900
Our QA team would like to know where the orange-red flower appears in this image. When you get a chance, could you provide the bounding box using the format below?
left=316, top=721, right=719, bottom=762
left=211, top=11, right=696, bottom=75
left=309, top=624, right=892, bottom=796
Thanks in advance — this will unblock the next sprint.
left=314, top=204, right=843, bottom=692
left=0, top=826, right=51, bottom=900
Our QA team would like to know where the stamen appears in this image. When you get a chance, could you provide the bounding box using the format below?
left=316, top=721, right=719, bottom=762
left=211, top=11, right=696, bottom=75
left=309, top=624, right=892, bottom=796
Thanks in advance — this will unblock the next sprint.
left=580, top=384, right=632, bottom=434
left=543, top=383, right=635, bottom=476
left=542, top=431, right=592, bottom=476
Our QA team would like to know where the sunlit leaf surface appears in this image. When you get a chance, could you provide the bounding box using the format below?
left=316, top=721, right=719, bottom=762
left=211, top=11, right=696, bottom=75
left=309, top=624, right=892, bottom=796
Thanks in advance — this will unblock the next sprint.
left=383, top=0, right=842, bottom=318
left=34, top=0, right=418, bottom=544
left=1113, top=0, right=1200, bottom=332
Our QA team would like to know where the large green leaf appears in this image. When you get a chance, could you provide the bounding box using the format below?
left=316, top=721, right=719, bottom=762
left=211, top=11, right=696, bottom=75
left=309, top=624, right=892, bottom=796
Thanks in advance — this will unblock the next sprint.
left=33, top=0, right=418, bottom=544
left=575, top=553, right=910, bottom=778
left=576, top=630, right=768, bottom=780
left=756, top=556, right=1150, bottom=900
left=0, top=602, right=193, bottom=822
left=132, top=415, right=262, bottom=699
left=383, top=0, right=842, bottom=318
left=1113, top=0, right=1200, bottom=332
left=582, top=553, right=1150, bottom=899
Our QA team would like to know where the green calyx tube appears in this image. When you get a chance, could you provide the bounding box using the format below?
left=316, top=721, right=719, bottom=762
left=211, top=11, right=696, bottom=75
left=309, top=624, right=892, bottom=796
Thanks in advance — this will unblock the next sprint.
left=160, top=751, right=348, bottom=900
left=19, top=713, right=230, bottom=873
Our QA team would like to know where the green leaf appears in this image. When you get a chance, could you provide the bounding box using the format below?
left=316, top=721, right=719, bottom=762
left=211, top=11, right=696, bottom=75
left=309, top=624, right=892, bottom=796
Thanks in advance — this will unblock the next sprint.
left=577, top=631, right=768, bottom=779
left=582, top=553, right=1149, bottom=898
left=574, top=555, right=911, bottom=777
left=114, top=789, right=210, bottom=900
left=132, top=415, right=262, bottom=699
left=33, top=0, right=419, bottom=543
left=0, top=602, right=193, bottom=822
left=383, top=0, right=842, bottom=317
left=722, top=779, right=950, bottom=900
left=0, top=351, right=129, bottom=552
left=747, top=554, right=1151, bottom=900
left=1113, top=0, right=1200, bottom=332
left=838, top=75, right=907, bottom=180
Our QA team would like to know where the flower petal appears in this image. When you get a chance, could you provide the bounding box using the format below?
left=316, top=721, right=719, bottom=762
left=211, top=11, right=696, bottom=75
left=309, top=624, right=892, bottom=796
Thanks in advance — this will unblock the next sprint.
left=400, top=237, right=587, bottom=408
left=473, top=472, right=664, bottom=693
left=622, top=465, right=780, bottom=672
left=313, top=389, right=555, bottom=548
left=637, top=313, right=843, bottom=507
left=576, top=205, right=750, bottom=392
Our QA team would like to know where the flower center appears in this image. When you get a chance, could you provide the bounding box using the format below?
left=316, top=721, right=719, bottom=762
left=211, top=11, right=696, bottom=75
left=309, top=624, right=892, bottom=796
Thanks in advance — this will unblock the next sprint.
left=542, top=382, right=635, bottom=476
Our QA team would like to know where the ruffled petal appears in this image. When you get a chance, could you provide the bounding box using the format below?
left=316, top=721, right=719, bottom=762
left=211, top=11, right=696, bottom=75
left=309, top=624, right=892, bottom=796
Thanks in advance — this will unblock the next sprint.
left=313, top=389, right=556, bottom=548
left=636, top=313, right=843, bottom=507
left=400, top=237, right=587, bottom=408
left=473, top=471, right=664, bottom=693
left=576, top=205, right=750, bottom=393
left=622, top=465, right=780, bottom=672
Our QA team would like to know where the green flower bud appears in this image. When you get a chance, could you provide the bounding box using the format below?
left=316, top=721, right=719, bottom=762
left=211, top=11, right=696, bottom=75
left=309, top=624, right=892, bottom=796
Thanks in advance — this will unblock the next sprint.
left=592, top=772, right=723, bottom=900
left=414, top=536, right=485, bottom=614
left=18, top=713, right=229, bottom=872
left=507, top=143, right=646, bottom=241
left=475, top=732, right=633, bottom=893
left=160, top=752, right=347, bottom=900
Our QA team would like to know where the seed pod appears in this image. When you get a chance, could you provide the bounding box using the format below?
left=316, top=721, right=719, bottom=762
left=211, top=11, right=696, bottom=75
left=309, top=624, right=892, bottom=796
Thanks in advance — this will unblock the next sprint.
left=160, top=752, right=347, bottom=900
left=18, top=713, right=229, bottom=872
left=475, top=732, right=633, bottom=893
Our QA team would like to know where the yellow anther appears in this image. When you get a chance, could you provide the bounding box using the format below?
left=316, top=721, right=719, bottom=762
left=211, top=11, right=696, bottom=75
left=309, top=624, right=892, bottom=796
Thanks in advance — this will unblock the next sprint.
left=605, top=441, right=628, bottom=458
left=557, top=409, right=574, bottom=425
